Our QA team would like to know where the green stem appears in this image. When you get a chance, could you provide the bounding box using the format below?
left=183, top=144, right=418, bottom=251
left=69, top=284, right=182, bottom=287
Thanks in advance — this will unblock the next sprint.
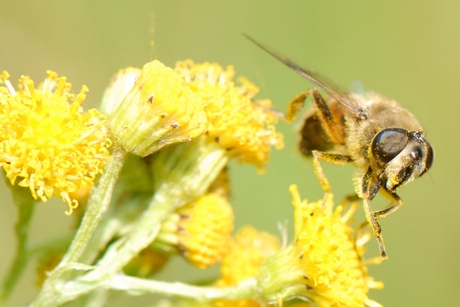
left=105, top=274, right=260, bottom=301
left=78, top=193, right=152, bottom=266
left=32, top=146, right=127, bottom=307
left=0, top=180, right=37, bottom=304
left=61, top=146, right=127, bottom=264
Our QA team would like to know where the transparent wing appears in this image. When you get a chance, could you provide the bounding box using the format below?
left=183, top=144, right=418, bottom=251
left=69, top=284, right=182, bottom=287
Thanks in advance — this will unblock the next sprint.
left=243, top=33, right=361, bottom=114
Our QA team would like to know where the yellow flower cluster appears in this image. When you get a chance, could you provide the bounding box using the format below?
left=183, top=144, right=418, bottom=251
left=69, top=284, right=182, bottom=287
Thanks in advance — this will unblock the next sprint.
left=108, top=60, right=283, bottom=169
left=213, top=186, right=382, bottom=307
left=258, top=185, right=383, bottom=307
left=0, top=71, right=111, bottom=214
left=175, top=60, right=283, bottom=169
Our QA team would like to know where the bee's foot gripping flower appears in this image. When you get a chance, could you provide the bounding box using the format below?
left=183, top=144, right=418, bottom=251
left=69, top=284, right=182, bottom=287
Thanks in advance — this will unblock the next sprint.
left=0, top=71, right=111, bottom=214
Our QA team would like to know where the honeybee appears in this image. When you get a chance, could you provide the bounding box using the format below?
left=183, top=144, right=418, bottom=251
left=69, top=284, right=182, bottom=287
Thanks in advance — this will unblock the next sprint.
left=245, top=34, right=434, bottom=259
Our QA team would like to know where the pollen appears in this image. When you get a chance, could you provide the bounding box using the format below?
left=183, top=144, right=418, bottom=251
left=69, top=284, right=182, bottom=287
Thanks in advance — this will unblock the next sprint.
left=175, top=60, right=283, bottom=169
left=0, top=71, right=111, bottom=214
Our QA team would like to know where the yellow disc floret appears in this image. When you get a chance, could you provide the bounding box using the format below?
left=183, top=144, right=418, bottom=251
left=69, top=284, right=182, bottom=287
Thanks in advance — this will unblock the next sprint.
left=0, top=71, right=111, bottom=214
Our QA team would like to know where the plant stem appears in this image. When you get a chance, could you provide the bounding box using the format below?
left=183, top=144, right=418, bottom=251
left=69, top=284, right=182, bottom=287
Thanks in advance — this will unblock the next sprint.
left=32, top=146, right=127, bottom=307
left=61, top=145, right=127, bottom=264
left=106, top=274, right=260, bottom=301
left=0, top=179, right=36, bottom=304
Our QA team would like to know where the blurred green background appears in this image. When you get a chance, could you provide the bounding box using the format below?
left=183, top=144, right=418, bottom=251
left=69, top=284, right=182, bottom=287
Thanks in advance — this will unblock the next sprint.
left=0, top=1, right=458, bottom=306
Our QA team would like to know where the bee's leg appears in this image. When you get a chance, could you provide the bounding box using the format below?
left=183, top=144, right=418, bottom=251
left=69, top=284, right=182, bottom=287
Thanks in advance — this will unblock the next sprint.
left=256, top=90, right=308, bottom=122
left=355, top=221, right=388, bottom=264
left=311, top=150, right=352, bottom=203
left=372, top=189, right=403, bottom=219
left=251, top=90, right=308, bottom=122
left=310, top=89, right=346, bottom=145
left=339, top=196, right=380, bottom=260
left=285, top=91, right=309, bottom=122
left=361, top=167, right=388, bottom=259
left=342, top=178, right=388, bottom=259
left=362, top=197, right=387, bottom=259
left=339, top=194, right=360, bottom=207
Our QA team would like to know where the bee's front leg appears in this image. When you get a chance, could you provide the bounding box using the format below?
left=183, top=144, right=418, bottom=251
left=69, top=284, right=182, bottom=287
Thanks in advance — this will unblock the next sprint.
left=361, top=167, right=389, bottom=259
left=362, top=197, right=388, bottom=259
left=373, top=188, right=404, bottom=219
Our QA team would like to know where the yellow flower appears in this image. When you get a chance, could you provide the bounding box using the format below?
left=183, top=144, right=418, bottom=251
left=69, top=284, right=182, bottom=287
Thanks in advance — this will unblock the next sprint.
left=109, top=60, right=208, bottom=157
left=0, top=71, right=111, bottom=214
left=258, top=185, right=383, bottom=307
left=215, top=226, right=281, bottom=307
left=175, top=60, right=283, bottom=169
left=156, top=193, right=234, bottom=269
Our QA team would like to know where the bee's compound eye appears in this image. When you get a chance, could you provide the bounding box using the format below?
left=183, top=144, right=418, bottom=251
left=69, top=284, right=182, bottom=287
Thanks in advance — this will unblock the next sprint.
left=372, top=128, right=409, bottom=165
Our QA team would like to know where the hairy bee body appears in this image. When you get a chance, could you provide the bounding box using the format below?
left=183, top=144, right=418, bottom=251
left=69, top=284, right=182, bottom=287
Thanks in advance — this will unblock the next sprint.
left=245, top=34, right=434, bottom=259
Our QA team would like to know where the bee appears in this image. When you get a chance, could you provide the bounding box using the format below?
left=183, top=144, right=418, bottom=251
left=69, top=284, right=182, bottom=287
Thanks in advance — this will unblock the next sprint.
left=245, top=34, right=434, bottom=259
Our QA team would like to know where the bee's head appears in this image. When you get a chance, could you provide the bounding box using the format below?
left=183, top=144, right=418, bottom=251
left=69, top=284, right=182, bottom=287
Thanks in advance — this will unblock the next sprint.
left=371, top=128, right=434, bottom=191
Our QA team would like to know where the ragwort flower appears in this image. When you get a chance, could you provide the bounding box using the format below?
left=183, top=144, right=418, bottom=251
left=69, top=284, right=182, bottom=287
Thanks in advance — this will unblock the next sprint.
left=109, top=60, right=208, bottom=157
left=0, top=71, right=111, bottom=214
left=258, top=185, right=383, bottom=307
left=175, top=60, right=283, bottom=169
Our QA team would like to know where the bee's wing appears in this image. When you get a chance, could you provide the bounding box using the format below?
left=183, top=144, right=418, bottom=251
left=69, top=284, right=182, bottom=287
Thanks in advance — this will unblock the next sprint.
left=244, top=33, right=361, bottom=114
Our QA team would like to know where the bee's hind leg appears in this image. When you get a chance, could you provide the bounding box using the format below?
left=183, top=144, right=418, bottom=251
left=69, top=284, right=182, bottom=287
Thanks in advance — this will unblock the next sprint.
left=310, top=89, right=346, bottom=145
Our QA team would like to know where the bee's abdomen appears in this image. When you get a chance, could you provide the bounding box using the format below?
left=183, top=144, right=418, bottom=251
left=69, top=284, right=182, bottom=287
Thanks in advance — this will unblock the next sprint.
left=299, top=114, right=336, bottom=156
